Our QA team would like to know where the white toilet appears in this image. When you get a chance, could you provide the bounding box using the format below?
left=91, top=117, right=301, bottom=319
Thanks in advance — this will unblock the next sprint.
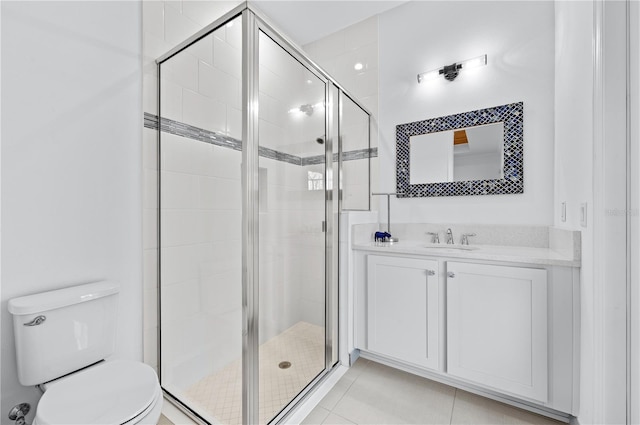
left=9, top=281, right=163, bottom=425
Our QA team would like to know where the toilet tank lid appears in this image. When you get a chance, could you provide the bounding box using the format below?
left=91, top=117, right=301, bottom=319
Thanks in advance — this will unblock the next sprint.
left=8, top=281, right=120, bottom=315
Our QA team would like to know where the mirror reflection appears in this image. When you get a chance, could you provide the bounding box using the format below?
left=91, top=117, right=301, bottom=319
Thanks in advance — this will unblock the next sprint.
left=409, top=122, right=504, bottom=184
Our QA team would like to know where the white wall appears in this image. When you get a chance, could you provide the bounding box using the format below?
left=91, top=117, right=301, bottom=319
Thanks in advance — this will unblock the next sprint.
left=631, top=2, right=640, bottom=423
left=0, top=2, right=3, bottom=412
left=553, top=3, right=594, bottom=423
left=378, top=1, right=555, bottom=225
left=596, top=1, right=629, bottom=422
left=556, top=1, right=634, bottom=424
left=1, top=1, right=142, bottom=421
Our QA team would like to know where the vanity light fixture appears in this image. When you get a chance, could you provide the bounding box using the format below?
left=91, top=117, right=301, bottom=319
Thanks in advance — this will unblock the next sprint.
left=417, top=54, right=487, bottom=83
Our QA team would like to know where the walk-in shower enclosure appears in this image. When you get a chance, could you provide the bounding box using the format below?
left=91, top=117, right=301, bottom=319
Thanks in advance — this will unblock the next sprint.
left=154, top=4, right=371, bottom=424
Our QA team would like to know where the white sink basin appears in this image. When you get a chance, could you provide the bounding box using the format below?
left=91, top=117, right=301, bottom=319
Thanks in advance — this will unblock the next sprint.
left=423, top=244, right=479, bottom=251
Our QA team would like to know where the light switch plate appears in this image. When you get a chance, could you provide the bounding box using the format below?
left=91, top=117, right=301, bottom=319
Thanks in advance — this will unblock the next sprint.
left=580, top=202, right=588, bottom=227
left=561, top=202, right=566, bottom=222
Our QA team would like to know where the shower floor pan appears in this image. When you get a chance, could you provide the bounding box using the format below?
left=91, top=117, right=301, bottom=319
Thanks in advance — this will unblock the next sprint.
left=184, top=321, right=324, bottom=424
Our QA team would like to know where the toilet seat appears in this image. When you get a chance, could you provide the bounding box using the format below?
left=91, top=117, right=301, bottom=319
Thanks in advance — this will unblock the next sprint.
left=34, top=360, right=160, bottom=425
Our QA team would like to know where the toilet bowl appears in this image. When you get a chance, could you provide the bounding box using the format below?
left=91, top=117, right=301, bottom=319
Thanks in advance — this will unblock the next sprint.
left=8, top=281, right=163, bottom=425
left=32, top=360, right=163, bottom=425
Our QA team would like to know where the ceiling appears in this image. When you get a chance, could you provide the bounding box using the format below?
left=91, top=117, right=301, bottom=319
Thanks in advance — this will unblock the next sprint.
left=249, top=0, right=407, bottom=46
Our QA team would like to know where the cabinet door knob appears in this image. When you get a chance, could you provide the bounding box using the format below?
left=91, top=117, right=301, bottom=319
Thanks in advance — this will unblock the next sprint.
left=427, top=270, right=435, bottom=276
left=447, top=272, right=455, bottom=278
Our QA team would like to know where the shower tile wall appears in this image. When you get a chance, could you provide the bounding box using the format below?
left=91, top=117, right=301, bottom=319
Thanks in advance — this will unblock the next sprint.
left=340, top=96, right=372, bottom=209
left=304, top=16, right=379, bottom=210
left=257, top=32, right=327, bottom=343
left=158, top=14, right=244, bottom=392
left=142, top=0, right=243, bottom=377
left=258, top=161, right=326, bottom=341
left=160, top=134, right=242, bottom=390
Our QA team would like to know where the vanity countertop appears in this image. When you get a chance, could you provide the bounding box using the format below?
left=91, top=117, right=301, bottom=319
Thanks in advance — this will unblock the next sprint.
left=352, top=241, right=580, bottom=267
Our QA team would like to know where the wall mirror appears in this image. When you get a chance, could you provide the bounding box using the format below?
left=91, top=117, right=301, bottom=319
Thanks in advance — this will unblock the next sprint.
left=409, top=122, right=504, bottom=184
left=396, top=102, right=523, bottom=197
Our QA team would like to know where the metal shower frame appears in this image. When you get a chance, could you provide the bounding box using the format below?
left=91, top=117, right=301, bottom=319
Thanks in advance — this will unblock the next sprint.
left=155, top=2, right=372, bottom=424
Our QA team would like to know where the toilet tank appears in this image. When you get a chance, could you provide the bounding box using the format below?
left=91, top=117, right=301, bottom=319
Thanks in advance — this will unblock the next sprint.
left=8, top=281, right=120, bottom=386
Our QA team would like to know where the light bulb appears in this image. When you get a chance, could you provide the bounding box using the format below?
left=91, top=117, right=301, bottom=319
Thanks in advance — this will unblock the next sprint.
left=417, top=69, right=440, bottom=83
left=460, top=54, right=487, bottom=70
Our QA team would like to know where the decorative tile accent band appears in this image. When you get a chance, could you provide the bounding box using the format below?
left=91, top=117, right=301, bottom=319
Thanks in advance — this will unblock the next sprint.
left=258, top=146, right=301, bottom=166
left=302, top=148, right=378, bottom=166
left=396, top=101, right=524, bottom=198
left=144, top=113, right=377, bottom=166
left=144, top=113, right=241, bottom=152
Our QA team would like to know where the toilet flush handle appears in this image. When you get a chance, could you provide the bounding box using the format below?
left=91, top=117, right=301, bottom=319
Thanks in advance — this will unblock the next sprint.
left=24, top=315, right=46, bottom=326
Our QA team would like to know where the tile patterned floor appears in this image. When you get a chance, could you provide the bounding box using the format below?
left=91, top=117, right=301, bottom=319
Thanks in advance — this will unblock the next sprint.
left=301, top=358, right=566, bottom=425
left=185, top=321, right=325, bottom=425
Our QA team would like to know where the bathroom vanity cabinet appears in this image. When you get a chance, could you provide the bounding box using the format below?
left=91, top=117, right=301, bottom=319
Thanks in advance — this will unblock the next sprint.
left=367, top=256, right=440, bottom=370
left=446, top=261, right=548, bottom=403
left=352, top=245, right=580, bottom=421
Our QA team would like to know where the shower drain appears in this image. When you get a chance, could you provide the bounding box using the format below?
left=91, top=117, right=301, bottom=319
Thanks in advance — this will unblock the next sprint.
left=278, top=361, right=292, bottom=369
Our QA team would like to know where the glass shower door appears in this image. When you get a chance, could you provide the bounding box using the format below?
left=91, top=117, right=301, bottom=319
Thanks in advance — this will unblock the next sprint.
left=156, top=7, right=363, bottom=423
left=257, top=31, right=328, bottom=423
left=159, top=14, right=244, bottom=424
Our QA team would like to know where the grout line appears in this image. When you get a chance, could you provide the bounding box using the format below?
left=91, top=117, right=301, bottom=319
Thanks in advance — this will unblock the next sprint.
left=324, top=362, right=365, bottom=420
left=323, top=411, right=355, bottom=425
left=335, top=372, right=357, bottom=407
left=449, top=388, right=457, bottom=425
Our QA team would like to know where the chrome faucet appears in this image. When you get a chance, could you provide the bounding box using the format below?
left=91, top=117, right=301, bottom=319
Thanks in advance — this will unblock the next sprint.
left=446, top=228, right=454, bottom=244
left=426, top=232, right=439, bottom=244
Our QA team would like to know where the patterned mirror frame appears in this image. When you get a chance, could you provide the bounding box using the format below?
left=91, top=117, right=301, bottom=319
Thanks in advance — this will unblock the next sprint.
left=396, top=101, right=523, bottom=198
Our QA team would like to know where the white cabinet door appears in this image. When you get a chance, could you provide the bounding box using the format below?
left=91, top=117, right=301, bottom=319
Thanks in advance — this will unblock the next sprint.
left=447, top=261, right=548, bottom=402
left=367, top=255, right=439, bottom=370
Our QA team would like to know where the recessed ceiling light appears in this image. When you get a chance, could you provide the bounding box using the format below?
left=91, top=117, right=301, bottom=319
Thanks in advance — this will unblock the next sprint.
left=226, top=22, right=234, bottom=28
left=306, top=79, right=313, bottom=84
left=354, top=63, right=363, bottom=71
